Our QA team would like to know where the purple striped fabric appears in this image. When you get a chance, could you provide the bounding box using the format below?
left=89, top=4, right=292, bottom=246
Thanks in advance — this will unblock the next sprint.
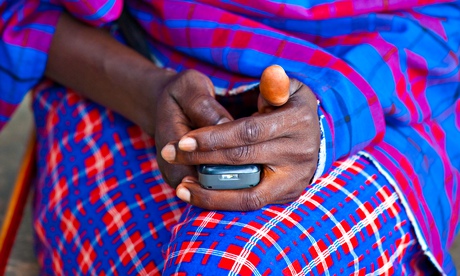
left=1, top=0, right=459, bottom=273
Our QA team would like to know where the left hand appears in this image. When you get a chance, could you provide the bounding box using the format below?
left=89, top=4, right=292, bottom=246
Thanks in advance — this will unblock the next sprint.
left=161, top=77, right=321, bottom=211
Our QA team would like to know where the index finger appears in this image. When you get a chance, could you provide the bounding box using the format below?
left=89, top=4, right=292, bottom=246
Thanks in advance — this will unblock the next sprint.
left=176, top=172, right=277, bottom=211
left=177, top=107, right=302, bottom=152
left=169, top=70, right=234, bottom=128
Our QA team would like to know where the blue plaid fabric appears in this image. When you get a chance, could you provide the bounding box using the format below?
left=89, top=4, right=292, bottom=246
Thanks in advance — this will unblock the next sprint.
left=32, top=83, right=430, bottom=274
left=1, top=0, right=459, bottom=274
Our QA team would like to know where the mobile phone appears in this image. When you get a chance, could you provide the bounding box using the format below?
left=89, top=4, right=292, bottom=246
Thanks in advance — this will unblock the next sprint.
left=198, top=164, right=261, bottom=190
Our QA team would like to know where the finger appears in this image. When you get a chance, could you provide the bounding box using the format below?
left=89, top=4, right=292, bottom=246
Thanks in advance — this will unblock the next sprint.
left=175, top=166, right=312, bottom=211
left=177, top=104, right=305, bottom=152
left=169, top=70, right=233, bottom=128
left=258, top=76, right=307, bottom=115
left=155, top=94, right=197, bottom=187
left=158, top=162, right=198, bottom=189
left=259, top=65, right=290, bottom=107
left=166, top=138, right=272, bottom=165
left=257, top=94, right=276, bottom=114
left=157, top=137, right=197, bottom=187
left=172, top=133, right=318, bottom=167
left=176, top=174, right=276, bottom=211
left=257, top=78, right=299, bottom=113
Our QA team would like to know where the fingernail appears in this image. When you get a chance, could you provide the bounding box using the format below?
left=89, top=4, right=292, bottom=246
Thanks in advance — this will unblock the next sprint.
left=182, top=176, right=198, bottom=183
left=176, top=186, right=191, bottom=203
left=217, top=117, right=231, bottom=125
left=161, top=144, right=176, bottom=162
left=178, top=137, right=197, bottom=152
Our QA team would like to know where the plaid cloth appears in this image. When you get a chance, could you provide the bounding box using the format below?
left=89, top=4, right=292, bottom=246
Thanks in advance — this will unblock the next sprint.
left=32, top=83, right=433, bottom=275
left=1, top=0, right=460, bottom=274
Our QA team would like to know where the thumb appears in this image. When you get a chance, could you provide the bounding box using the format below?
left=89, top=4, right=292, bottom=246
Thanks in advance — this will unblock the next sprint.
left=258, top=65, right=290, bottom=113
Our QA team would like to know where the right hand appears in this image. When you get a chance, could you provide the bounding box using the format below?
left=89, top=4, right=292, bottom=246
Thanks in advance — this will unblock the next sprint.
left=154, top=70, right=234, bottom=188
left=160, top=76, right=320, bottom=211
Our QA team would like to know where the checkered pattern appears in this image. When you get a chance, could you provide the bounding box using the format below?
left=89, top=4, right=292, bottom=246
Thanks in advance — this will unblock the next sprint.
left=1, top=0, right=460, bottom=274
left=33, top=82, right=188, bottom=275
left=31, top=84, right=435, bottom=275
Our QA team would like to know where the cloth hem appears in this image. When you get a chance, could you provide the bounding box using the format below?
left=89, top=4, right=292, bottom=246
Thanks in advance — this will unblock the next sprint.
left=312, top=101, right=326, bottom=183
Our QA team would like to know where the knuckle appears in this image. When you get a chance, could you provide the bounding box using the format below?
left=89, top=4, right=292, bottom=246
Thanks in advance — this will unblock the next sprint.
left=288, top=148, right=310, bottom=165
left=240, top=118, right=263, bottom=144
left=302, top=146, right=317, bottom=161
left=181, top=151, right=196, bottom=164
left=198, top=194, right=215, bottom=210
left=206, top=131, right=221, bottom=151
left=295, top=110, right=314, bottom=129
left=182, top=151, right=209, bottom=166
left=297, top=166, right=315, bottom=187
left=286, top=166, right=309, bottom=187
left=188, top=93, right=212, bottom=112
left=284, top=192, right=303, bottom=203
left=292, top=139, right=318, bottom=164
left=172, top=70, right=211, bottom=96
left=297, top=174, right=311, bottom=191
left=301, top=112, right=314, bottom=125
left=240, top=191, right=265, bottom=211
left=226, top=146, right=252, bottom=164
left=281, top=191, right=301, bottom=204
left=283, top=177, right=308, bottom=202
left=181, top=69, right=205, bottom=83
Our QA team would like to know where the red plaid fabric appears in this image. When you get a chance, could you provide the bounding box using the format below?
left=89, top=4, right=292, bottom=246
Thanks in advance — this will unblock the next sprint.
left=2, top=0, right=460, bottom=273
left=31, top=84, right=436, bottom=275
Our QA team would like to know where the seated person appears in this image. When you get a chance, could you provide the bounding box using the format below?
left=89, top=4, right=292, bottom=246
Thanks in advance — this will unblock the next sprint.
left=1, top=0, right=459, bottom=274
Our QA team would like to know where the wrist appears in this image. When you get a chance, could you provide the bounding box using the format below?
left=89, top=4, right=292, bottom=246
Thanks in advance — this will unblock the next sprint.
left=132, top=67, right=177, bottom=136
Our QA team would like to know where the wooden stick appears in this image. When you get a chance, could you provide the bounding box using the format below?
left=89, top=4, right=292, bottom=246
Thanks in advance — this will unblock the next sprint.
left=0, top=130, right=35, bottom=276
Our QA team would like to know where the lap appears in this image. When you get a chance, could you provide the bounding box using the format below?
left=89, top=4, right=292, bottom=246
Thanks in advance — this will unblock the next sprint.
left=164, top=155, right=424, bottom=275
left=32, top=84, right=431, bottom=275
left=33, top=83, right=187, bottom=274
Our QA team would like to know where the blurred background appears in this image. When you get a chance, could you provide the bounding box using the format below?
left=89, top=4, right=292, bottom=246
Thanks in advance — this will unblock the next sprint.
left=0, top=95, right=459, bottom=275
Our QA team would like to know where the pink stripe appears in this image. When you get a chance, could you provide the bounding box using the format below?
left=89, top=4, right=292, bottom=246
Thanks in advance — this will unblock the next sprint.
left=369, top=36, right=420, bottom=123
left=147, top=1, right=386, bottom=146
left=407, top=10, right=448, bottom=40
left=2, top=6, right=60, bottom=53
left=61, top=0, right=122, bottom=26
left=0, top=101, right=18, bottom=119
left=412, top=121, right=459, bottom=244
left=456, top=101, right=460, bottom=129
left=4, top=29, right=54, bottom=53
left=195, top=0, right=454, bottom=20
left=406, top=50, right=431, bottom=121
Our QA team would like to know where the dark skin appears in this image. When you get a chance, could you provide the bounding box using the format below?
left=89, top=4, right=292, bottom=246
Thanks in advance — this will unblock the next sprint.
left=46, top=13, right=321, bottom=211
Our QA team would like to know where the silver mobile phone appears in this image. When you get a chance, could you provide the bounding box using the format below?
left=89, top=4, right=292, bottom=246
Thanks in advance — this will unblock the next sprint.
left=198, top=164, right=261, bottom=190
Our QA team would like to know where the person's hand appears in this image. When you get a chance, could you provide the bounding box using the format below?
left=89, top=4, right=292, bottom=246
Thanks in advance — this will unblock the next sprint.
left=161, top=69, right=320, bottom=211
left=154, top=70, right=234, bottom=188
